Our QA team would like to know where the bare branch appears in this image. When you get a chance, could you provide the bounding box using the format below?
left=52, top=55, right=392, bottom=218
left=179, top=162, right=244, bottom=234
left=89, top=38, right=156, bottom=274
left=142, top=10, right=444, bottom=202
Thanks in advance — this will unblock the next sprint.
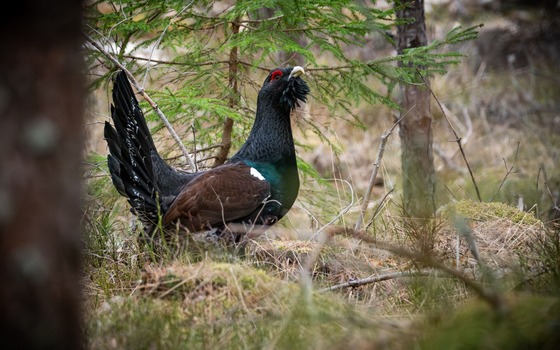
left=142, top=1, right=195, bottom=86
left=355, top=112, right=408, bottom=231
left=83, top=33, right=197, bottom=171
left=416, top=68, right=482, bottom=201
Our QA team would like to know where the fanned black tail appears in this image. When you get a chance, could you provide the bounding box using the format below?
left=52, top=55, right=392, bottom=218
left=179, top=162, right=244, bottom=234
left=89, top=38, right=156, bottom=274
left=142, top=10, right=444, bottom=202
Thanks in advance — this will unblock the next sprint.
left=104, top=71, right=161, bottom=231
left=104, top=71, right=195, bottom=234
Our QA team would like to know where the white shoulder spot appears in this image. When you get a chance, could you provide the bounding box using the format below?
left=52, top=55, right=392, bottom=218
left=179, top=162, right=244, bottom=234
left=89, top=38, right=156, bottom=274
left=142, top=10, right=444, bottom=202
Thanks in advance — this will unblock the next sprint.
left=250, top=167, right=265, bottom=181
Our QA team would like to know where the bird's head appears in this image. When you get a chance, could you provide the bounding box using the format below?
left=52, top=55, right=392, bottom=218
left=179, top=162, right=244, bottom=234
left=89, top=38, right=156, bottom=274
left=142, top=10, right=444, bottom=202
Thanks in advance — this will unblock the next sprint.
left=259, top=66, right=310, bottom=112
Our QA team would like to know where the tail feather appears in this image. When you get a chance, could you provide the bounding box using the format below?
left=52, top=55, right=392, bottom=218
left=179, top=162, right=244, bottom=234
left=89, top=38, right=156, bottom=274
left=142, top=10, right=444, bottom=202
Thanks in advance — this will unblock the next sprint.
left=104, top=71, right=163, bottom=230
left=104, top=124, right=126, bottom=196
left=106, top=154, right=126, bottom=196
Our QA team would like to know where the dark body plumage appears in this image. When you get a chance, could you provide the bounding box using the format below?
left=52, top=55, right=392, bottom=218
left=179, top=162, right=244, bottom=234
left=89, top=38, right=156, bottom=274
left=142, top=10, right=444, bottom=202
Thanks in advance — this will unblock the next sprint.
left=104, top=67, right=309, bottom=242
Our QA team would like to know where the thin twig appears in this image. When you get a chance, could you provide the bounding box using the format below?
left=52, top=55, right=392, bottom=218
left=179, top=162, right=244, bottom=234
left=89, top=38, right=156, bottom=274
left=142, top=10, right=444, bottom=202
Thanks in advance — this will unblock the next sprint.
left=490, top=142, right=520, bottom=202
left=164, top=144, right=223, bottom=162
left=434, top=143, right=465, bottom=174
left=355, top=112, right=408, bottom=230
left=83, top=33, right=197, bottom=171
left=121, top=55, right=271, bottom=72
left=194, top=155, right=218, bottom=163
left=432, top=106, right=472, bottom=175
left=365, top=187, right=395, bottom=230
left=316, top=179, right=355, bottom=236
left=319, top=269, right=439, bottom=293
left=443, top=183, right=458, bottom=201
left=416, top=68, right=482, bottom=201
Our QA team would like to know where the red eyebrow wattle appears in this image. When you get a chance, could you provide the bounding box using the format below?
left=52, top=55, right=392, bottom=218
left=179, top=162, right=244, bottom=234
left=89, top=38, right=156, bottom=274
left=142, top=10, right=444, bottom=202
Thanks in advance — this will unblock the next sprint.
left=271, top=70, right=283, bottom=80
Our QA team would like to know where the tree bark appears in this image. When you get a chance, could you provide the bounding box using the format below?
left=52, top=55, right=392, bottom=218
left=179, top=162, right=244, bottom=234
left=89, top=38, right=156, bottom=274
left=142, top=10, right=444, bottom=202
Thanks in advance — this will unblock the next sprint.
left=395, top=0, right=436, bottom=221
left=0, top=1, right=84, bottom=348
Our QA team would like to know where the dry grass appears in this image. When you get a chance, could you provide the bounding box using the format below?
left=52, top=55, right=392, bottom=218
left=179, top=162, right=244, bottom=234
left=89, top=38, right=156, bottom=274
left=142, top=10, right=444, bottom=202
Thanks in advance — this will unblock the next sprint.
left=436, top=201, right=546, bottom=272
left=84, top=195, right=559, bottom=348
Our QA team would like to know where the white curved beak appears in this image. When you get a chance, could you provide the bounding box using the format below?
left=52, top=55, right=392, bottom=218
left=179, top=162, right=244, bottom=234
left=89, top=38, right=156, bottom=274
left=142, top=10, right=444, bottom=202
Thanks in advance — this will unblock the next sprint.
left=288, top=66, right=305, bottom=80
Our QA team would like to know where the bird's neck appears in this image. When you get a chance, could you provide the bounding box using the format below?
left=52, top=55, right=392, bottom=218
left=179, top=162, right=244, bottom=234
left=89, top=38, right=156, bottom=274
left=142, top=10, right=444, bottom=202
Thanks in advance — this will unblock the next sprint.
left=232, top=100, right=296, bottom=165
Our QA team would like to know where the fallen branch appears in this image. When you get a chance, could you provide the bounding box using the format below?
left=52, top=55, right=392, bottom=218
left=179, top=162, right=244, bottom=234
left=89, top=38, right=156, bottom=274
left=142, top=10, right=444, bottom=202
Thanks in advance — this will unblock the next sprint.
left=83, top=33, right=197, bottom=171
left=326, top=225, right=509, bottom=315
left=319, top=269, right=439, bottom=293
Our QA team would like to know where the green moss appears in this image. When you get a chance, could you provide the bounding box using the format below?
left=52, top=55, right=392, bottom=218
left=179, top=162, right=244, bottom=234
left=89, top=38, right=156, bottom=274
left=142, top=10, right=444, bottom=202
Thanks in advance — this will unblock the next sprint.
left=239, top=275, right=256, bottom=290
left=86, top=261, right=387, bottom=349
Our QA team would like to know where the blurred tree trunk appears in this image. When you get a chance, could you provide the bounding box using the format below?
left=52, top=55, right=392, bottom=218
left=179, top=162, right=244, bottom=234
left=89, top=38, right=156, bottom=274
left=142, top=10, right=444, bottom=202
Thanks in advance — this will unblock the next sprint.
left=0, top=1, right=84, bottom=349
left=395, top=0, right=436, bottom=223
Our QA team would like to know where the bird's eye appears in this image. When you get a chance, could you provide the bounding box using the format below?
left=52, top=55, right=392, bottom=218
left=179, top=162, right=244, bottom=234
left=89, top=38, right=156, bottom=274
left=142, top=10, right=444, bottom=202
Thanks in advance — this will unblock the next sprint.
left=270, top=70, right=283, bottom=81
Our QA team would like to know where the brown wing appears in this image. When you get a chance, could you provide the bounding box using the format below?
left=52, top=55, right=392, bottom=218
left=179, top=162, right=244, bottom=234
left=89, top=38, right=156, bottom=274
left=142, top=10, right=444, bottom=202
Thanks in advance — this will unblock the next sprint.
left=163, top=162, right=271, bottom=232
